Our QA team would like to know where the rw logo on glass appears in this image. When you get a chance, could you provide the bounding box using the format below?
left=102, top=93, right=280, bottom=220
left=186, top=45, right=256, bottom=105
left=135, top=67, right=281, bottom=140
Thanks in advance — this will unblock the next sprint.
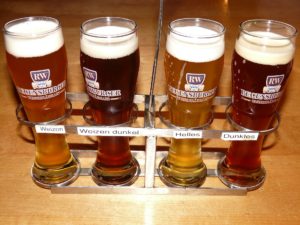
left=184, top=73, right=206, bottom=91
left=83, top=67, right=99, bottom=89
left=263, top=74, right=285, bottom=93
left=30, top=69, right=52, bottom=89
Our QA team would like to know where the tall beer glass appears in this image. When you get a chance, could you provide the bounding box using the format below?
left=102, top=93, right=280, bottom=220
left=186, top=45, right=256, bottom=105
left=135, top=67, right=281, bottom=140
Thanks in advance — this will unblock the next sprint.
left=218, top=19, right=297, bottom=190
left=3, top=17, right=80, bottom=188
left=159, top=18, right=225, bottom=187
left=80, top=17, right=140, bottom=185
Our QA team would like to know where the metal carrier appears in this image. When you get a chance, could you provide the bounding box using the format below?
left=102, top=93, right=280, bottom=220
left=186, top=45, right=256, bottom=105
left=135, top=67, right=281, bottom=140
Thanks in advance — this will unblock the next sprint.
left=16, top=93, right=280, bottom=195
left=14, top=0, right=280, bottom=195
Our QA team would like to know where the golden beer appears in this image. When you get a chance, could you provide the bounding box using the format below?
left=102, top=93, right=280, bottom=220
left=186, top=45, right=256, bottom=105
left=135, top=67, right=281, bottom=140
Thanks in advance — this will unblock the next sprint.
left=4, top=17, right=80, bottom=188
left=159, top=18, right=225, bottom=187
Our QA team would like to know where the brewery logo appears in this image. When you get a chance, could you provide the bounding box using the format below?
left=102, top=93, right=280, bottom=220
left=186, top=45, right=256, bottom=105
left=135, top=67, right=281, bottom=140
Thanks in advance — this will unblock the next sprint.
left=184, top=73, right=205, bottom=91
left=263, top=74, right=285, bottom=93
left=83, top=67, right=121, bottom=101
left=83, top=67, right=100, bottom=89
left=30, top=69, right=52, bottom=89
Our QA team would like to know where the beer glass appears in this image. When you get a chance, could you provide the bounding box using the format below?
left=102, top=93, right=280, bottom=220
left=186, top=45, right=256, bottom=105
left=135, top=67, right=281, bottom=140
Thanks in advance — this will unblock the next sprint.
left=218, top=19, right=297, bottom=190
left=80, top=17, right=140, bottom=185
left=159, top=18, right=225, bottom=187
left=3, top=17, right=80, bottom=188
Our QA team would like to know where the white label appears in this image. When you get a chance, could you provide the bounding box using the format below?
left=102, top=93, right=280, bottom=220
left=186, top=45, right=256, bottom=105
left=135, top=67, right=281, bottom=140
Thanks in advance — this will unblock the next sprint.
left=221, top=132, right=259, bottom=141
left=172, top=130, right=202, bottom=139
left=35, top=125, right=66, bottom=134
left=77, top=127, right=148, bottom=137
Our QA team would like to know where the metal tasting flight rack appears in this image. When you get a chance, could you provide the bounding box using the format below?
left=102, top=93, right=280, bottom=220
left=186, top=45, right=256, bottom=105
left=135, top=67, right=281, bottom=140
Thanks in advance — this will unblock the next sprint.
left=17, top=91, right=279, bottom=195
left=19, top=92, right=263, bottom=195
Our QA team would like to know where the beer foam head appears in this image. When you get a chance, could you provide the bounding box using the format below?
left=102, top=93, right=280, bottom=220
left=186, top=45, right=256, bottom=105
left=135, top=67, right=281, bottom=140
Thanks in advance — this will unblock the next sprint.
left=4, top=18, right=64, bottom=58
left=166, top=26, right=224, bottom=63
left=235, top=31, right=295, bottom=65
left=80, top=26, right=138, bottom=59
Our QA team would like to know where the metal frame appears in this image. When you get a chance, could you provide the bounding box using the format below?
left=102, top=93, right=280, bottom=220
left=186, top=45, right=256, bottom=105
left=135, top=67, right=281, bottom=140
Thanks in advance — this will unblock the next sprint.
left=16, top=92, right=281, bottom=195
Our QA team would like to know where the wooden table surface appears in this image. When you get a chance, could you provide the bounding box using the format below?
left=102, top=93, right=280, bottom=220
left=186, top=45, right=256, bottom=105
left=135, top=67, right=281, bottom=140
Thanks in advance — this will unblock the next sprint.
left=1, top=0, right=300, bottom=224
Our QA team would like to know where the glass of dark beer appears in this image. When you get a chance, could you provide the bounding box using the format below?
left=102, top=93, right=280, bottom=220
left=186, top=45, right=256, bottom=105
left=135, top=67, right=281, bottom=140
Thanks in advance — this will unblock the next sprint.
left=3, top=17, right=80, bottom=188
left=80, top=17, right=140, bottom=185
left=159, top=18, right=225, bottom=187
left=218, top=19, right=297, bottom=190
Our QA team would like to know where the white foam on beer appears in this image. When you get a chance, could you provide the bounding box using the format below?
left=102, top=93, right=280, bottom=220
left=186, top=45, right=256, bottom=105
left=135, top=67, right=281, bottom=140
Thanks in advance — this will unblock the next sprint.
left=4, top=20, right=64, bottom=58
left=166, top=26, right=224, bottom=63
left=235, top=31, right=295, bottom=65
left=80, top=26, right=138, bottom=59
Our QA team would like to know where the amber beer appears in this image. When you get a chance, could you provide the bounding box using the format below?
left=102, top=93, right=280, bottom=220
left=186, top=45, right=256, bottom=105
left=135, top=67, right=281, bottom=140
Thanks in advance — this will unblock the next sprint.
left=218, top=19, right=297, bottom=190
left=80, top=17, right=140, bottom=185
left=3, top=17, right=80, bottom=188
left=159, top=18, right=225, bottom=187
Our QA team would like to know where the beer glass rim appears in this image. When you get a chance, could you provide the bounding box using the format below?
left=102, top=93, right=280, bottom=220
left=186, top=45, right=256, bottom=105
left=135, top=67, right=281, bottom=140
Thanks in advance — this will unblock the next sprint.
left=80, top=17, right=138, bottom=38
left=240, top=19, right=298, bottom=39
left=3, top=16, right=61, bottom=38
left=168, top=18, right=225, bottom=38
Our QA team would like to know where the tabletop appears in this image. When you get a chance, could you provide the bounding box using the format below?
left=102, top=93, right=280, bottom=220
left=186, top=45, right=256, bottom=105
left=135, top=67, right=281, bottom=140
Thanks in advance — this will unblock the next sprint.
left=0, top=0, right=300, bottom=224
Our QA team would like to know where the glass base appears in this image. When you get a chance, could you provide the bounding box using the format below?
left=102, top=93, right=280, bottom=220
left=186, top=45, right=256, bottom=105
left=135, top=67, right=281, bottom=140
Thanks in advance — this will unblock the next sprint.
left=91, top=157, right=140, bottom=186
left=158, top=157, right=207, bottom=188
left=217, top=156, right=266, bottom=191
left=31, top=154, right=81, bottom=189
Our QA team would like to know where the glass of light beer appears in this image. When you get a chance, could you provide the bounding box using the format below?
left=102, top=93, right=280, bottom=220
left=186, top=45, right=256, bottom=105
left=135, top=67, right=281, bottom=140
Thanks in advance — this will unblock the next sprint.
left=218, top=19, right=297, bottom=190
left=159, top=18, right=225, bottom=187
left=3, top=17, right=80, bottom=188
left=80, top=17, right=140, bottom=185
